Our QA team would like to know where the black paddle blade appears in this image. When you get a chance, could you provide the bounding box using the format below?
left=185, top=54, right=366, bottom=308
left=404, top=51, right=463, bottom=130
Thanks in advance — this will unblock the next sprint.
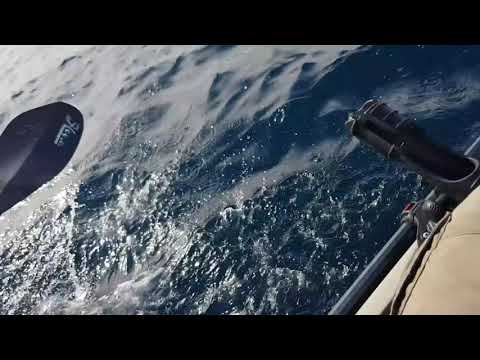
left=0, top=102, right=83, bottom=216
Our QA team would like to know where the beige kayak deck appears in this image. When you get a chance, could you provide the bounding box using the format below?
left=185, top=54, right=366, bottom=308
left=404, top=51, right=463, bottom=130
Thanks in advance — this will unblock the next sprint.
left=356, top=183, right=480, bottom=315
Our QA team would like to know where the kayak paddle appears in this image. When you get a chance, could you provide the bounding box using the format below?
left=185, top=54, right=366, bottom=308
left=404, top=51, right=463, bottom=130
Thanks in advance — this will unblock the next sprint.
left=0, top=102, right=83, bottom=216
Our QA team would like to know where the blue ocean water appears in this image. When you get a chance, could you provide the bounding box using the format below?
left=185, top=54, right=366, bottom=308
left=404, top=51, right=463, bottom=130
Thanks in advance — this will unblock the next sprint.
left=0, top=45, right=480, bottom=314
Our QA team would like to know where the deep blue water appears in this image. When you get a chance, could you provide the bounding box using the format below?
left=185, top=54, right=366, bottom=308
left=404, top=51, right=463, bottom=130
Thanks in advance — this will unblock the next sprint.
left=1, top=45, right=480, bottom=314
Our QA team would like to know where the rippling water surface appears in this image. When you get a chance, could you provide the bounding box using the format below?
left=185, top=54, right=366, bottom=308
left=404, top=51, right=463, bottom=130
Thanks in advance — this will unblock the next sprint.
left=1, top=45, right=480, bottom=314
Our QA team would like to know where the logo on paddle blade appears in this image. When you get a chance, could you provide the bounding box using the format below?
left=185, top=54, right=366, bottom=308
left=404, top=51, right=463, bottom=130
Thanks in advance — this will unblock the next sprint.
left=54, top=114, right=80, bottom=147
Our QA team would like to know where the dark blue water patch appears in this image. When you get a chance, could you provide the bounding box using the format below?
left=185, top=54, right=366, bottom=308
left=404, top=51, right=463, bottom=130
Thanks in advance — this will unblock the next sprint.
left=181, top=100, right=329, bottom=200
left=260, top=57, right=305, bottom=94
left=188, top=102, right=346, bottom=195
left=306, top=45, right=480, bottom=110
left=76, top=168, right=124, bottom=210
left=417, top=101, right=480, bottom=152
left=207, top=71, right=235, bottom=110
left=177, top=116, right=263, bottom=193
left=289, top=62, right=322, bottom=97
left=215, top=78, right=255, bottom=123
left=138, top=144, right=423, bottom=314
